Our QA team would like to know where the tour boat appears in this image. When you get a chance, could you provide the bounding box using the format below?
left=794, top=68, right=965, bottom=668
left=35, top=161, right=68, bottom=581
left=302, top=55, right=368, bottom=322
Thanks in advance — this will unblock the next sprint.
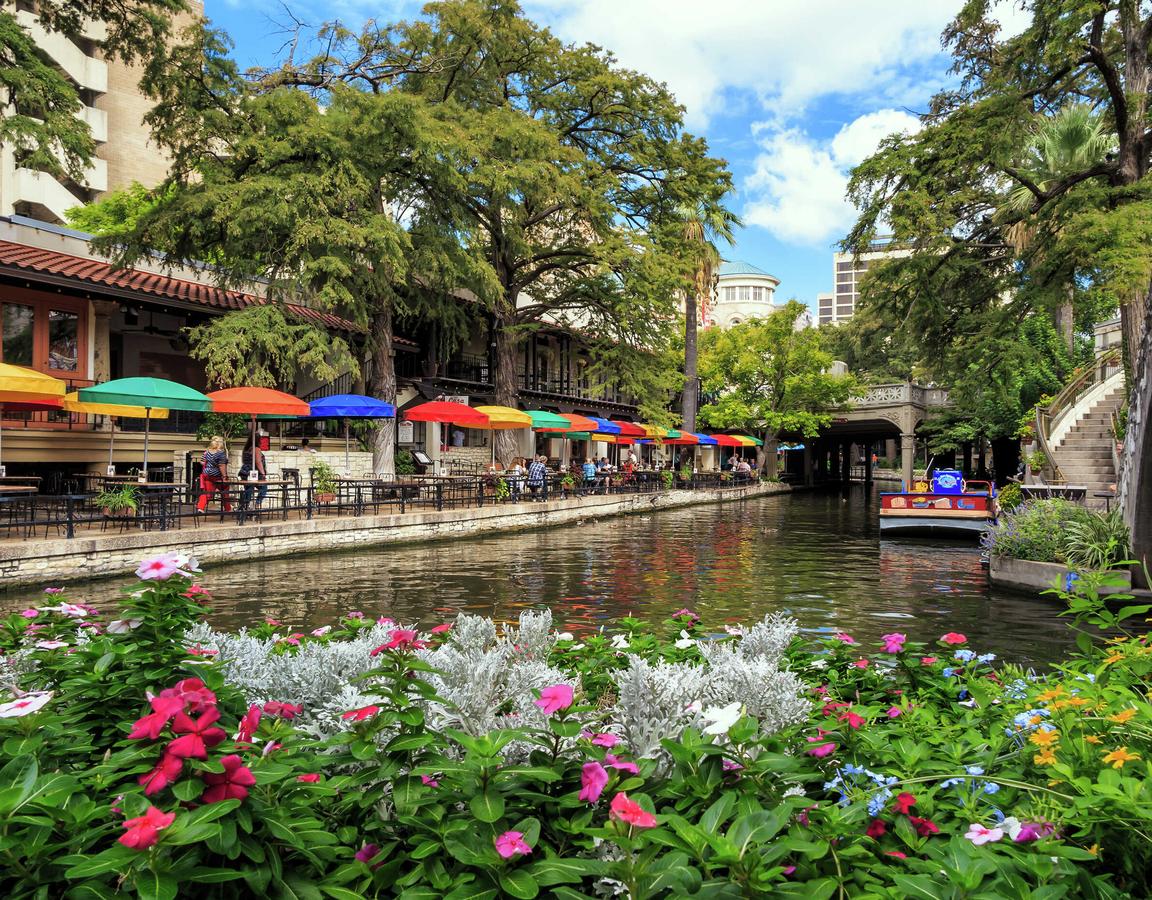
left=879, top=469, right=997, bottom=539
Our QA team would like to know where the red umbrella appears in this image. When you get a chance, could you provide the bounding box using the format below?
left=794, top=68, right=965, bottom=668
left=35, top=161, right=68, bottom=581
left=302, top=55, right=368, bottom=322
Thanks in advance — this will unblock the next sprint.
left=403, top=401, right=489, bottom=427
left=711, top=434, right=744, bottom=447
left=611, top=420, right=647, bottom=438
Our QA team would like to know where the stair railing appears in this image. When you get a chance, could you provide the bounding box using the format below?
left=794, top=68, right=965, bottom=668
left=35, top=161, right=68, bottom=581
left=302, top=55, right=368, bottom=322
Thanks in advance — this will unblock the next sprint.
left=1034, top=347, right=1122, bottom=484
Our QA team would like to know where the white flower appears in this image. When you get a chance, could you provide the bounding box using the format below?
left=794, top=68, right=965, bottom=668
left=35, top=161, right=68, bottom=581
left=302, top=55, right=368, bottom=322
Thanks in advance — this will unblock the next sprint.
left=702, top=701, right=744, bottom=736
left=611, top=634, right=630, bottom=650
left=724, top=625, right=744, bottom=636
left=107, top=619, right=142, bottom=634
left=37, top=602, right=88, bottom=618
left=0, top=691, right=53, bottom=718
left=556, top=632, right=574, bottom=642
left=34, top=640, right=68, bottom=650
left=809, top=659, right=829, bottom=670
left=310, top=626, right=332, bottom=637
left=999, top=816, right=1022, bottom=840
left=674, top=630, right=695, bottom=650
left=570, top=643, right=586, bottom=651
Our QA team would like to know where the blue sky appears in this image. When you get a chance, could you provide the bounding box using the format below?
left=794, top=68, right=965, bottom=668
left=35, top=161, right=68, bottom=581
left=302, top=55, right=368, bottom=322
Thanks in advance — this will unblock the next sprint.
left=205, top=0, right=1028, bottom=309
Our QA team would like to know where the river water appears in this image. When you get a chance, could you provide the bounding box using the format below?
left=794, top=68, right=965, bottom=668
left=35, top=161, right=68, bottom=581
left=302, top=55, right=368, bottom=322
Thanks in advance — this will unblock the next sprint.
left=7, top=486, right=1078, bottom=664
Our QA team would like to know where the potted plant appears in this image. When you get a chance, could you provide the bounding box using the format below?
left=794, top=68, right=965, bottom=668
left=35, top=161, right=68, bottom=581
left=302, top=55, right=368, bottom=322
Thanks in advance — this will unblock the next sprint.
left=560, top=472, right=576, bottom=495
left=1024, top=450, right=1048, bottom=475
left=311, top=459, right=338, bottom=503
left=660, top=470, right=675, bottom=490
left=95, top=484, right=139, bottom=517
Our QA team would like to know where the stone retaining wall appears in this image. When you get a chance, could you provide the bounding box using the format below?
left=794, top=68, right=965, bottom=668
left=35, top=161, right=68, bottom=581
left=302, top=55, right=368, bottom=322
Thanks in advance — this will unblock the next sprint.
left=0, top=483, right=789, bottom=590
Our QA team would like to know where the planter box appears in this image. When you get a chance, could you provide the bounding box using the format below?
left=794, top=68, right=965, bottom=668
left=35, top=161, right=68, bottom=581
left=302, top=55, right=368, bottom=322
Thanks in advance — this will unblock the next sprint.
left=989, top=555, right=1132, bottom=595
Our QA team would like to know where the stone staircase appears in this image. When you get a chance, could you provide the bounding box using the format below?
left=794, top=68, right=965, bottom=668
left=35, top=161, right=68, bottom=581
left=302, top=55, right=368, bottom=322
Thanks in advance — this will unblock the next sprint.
left=1052, top=381, right=1125, bottom=502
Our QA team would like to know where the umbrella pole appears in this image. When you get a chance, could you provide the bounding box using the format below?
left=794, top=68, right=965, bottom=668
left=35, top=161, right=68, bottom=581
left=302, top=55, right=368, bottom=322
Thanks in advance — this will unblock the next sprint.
left=142, top=409, right=151, bottom=475
left=345, top=419, right=350, bottom=473
left=107, top=416, right=116, bottom=473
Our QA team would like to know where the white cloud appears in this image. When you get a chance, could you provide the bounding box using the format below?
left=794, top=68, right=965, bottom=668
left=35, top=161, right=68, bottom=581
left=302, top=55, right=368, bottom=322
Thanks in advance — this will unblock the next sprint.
left=743, top=109, right=920, bottom=246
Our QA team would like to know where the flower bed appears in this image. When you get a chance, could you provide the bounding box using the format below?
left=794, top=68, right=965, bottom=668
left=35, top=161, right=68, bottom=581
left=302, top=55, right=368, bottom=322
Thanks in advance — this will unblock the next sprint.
left=0, top=555, right=1150, bottom=896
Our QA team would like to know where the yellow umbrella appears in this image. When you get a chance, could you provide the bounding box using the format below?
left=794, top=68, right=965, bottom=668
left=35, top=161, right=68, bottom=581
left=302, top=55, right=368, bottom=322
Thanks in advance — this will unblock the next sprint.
left=470, top=406, right=532, bottom=464
left=0, top=363, right=66, bottom=475
left=64, top=392, right=169, bottom=476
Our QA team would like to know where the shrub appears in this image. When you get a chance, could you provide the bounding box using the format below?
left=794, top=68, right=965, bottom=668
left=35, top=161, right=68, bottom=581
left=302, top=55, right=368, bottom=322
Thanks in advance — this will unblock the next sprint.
left=984, top=499, right=1130, bottom=570
left=997, top=481, right=1023, bottom=512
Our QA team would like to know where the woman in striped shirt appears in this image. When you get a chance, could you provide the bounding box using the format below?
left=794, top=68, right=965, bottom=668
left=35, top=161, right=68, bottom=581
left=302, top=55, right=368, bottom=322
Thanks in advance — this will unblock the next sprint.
left=196, top=435, right=233, bottom=513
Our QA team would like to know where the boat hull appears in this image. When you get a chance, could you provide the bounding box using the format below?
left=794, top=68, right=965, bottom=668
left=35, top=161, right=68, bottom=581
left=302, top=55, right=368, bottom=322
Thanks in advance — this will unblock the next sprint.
left=878, top=515, right=991, bottom=539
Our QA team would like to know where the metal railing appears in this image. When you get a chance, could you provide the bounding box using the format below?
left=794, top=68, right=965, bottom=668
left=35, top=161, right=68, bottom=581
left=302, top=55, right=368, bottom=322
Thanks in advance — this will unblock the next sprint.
left=7, top=471, right=764, bottom=541
left=1034, top=347, right=1123, bottom=484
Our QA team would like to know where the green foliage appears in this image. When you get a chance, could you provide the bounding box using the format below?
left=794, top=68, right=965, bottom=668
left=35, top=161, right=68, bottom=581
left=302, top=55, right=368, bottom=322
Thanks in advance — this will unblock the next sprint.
left=65, top=182, right=172, bottom=237
left=194, top=413, right=247, bottom=445
left=309, top=459, right=338, bottom=495
left=983, top=499, right=1129, bottom=569
left=699, top=301, right=856, bottom=439
left=93, top=484, right=139, bottom=514
left=1062, top=507, right=1132, bottom=572
left=1023, top=450, right=1048, bottom=472
left=394, top=449, right=416, bottom=476
left=997, top=481, right=1023, bottom=512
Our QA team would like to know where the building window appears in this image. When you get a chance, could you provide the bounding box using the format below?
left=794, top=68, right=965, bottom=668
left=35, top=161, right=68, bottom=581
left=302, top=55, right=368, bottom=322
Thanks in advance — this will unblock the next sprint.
left=722, top=286, right=737, bottom=303
left=836, top=261, right=853, bottom=272
left=0, top=296, right=87, bottom=377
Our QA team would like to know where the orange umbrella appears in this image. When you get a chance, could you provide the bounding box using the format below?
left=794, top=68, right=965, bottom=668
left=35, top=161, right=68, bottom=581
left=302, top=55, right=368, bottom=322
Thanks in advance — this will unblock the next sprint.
left=208, top=387, right=310, bottom=474
left=534, top=413, right=598, bottom=432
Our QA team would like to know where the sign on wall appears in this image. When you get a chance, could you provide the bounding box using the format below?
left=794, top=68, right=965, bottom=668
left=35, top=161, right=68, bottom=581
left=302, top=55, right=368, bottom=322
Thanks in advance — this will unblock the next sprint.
left=445, top=395, right=469, bottom=405
left=398, top=420, right=415, bottom=444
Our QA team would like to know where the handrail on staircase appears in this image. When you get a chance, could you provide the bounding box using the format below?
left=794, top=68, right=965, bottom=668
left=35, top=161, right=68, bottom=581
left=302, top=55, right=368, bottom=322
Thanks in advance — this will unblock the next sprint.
left=1034, top=347, right=1123, bottom=484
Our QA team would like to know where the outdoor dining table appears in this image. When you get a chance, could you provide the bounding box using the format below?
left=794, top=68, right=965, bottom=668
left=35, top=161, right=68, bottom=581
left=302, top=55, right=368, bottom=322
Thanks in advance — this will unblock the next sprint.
left=0, top=484, right=37, bottom=538
left=217, top=479, right=295, bottom=524
left=334, top=477, right=420, bottom=514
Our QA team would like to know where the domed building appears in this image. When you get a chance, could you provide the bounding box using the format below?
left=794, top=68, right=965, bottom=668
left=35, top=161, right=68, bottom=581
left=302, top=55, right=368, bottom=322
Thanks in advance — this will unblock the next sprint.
left=707, top=260, right=781, bottom=329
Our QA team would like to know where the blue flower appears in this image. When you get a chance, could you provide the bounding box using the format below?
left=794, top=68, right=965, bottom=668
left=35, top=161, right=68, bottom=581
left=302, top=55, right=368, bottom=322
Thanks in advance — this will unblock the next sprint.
left=983, top=783, right=1000, bottom=795
left=940, top=777, right=961, bottom=789
left=977, top=653, right=996, bottom=664
left=965, top=766, right=985, bottom=776
left=954, top=649, right=977, bottom=663
left=942, top=667, right=956, bottom=678
left=1064, top=571, right=1080, bottom=592
left=842, top=764, right=864, bottom=776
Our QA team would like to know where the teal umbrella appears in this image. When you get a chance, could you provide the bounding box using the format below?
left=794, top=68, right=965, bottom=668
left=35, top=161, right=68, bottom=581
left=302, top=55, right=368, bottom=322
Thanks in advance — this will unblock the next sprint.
left=79, top=377, right=211, bottom=472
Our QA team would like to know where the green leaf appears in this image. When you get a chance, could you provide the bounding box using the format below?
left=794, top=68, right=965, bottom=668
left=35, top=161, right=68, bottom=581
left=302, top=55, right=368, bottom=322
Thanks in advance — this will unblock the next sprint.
left=469, top=790, right=505, bottom=823
left=136, top=871, right=179, bottom=900
left=499, top=869, right=540, bottom=899
left=700, top=792, right=735, bottom=833
left=891, top=874, right=953, bottom=900
left=94, top=651, right=117, bottom=674
left=321, top=888, right=369, bottom=900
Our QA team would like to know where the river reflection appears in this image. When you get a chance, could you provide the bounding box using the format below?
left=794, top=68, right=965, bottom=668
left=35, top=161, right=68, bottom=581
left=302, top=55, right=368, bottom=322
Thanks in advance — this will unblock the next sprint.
left=4, top=486, right=1078, bottom=664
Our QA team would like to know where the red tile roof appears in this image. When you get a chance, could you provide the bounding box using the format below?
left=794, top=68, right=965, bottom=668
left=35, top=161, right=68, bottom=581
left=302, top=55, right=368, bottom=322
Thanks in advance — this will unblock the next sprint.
left=0, top=240, right=419, bottom=348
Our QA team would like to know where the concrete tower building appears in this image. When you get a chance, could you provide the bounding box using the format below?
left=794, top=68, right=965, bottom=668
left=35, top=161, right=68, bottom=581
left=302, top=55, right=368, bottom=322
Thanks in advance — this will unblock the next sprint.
left=709, top=260, right=781, bottom=329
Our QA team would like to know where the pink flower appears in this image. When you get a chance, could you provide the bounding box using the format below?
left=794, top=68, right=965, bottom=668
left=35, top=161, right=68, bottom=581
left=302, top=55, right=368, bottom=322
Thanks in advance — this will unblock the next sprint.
left=495, top=830, right=533, bottom=858
left=201, top=754, right=256, bottom=804
left=310, top=626, right=331, bottom=637
left=235, top=705, right=262, bottom=743
left=119, top=805, right=175, bottom=850
left=187, top=645, right=217, bottom=657
left=805, top=735, right=837, bottom=757
left=920, top=656, right=938, bottom=665
left=35, top=640, right=68, bottom=650
left=589, top=733, right=619, bottom=748
left=964, top=823, right=1003, bottom=846
left=838, top=710, right=866, bottom=730
left=430, top=623, right=453, bottom=634
left=342, top=705, right=379, bottom=721
left=886, top=851, right=907, bottom=860
left=609, top=792, right=657, bottom=828
left=672, top=608, right=699, bottom=622
left=135, top=553, right=193, bottom=581
left=941, top=632, right=967, bottom=645
left=0, top=691, right=53, bottom=718
left=297, top=774, right=321, bottom=783
left=19, top=609, right=38, bottom=618
left=166, top=708, right=227, bottom=760
left=370, top=628, right=426, bottom=655
left=346, top=611, right=364, bottom=620
left=534, top=684, right=574, bottom=715
left=886, top=706, right=903, bottom=719
left=183, top=584, right=212, bottom=601
left=265, top=619, right=282, bottom=626
left=851, top=659, right=869, bottom=669
left=43, top=587, right=65, bottom=594
left=604, top=754, right=640, bottom=774
left=722, top=759, right=745, bottom=775
left=881, top=633, right=906, bottom=653
left=263, top=701, right=303, bottom=720
left=834, top=633, right=857, bottom=644
left=579, top=761, right=609, bottom=803
left=158, top=678, right=216, bottom=714
left=138, top=752, right=183, bottom=796
left=1013, top=821, right=1055, bottom=843
left=376, top=616, right=394, bottom=626
left=355, top=843, right=381, bottom=864
left=420, top=775, right=439, bottom=787
left=127, top=695, right=186, bottom=740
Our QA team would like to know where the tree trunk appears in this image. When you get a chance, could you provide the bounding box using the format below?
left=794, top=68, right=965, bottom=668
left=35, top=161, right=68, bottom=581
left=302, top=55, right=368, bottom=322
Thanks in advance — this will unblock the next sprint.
left=493, top=320, right=521, bottom=465
left=759, top=430, right=779, bottom=479
left=1121, top=291, right=1148, bottom=384
left=683, top=291, right=699, bottom=432
left=1120, top=287, right=1152, bottom=587
left=368, top=305, right=397, bottom=476
left=1056, top=282, right=1074, bottom=353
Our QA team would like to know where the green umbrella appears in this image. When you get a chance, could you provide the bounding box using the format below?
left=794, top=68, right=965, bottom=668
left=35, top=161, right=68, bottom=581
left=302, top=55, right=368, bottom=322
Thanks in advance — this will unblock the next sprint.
left=79, top=377, right=211, bottom=472
left=526, top=410, right=571, bottom=429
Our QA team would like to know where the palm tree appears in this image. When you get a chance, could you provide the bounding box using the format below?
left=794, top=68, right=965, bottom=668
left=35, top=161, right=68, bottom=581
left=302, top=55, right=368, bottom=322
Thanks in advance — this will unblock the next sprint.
left=680, top=203, right=739, bottom=437
left=1002, top=104, right=1115, bottom=350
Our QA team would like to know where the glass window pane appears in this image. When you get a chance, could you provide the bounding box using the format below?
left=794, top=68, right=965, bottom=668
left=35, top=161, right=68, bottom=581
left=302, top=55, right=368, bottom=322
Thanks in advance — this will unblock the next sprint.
left=2, top=304, right=34, bottom=366
left=48, top=309, right=78, bottom=371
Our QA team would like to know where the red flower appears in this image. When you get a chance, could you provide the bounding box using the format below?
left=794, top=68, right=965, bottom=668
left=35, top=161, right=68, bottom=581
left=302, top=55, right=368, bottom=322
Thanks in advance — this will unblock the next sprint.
left=342, top=705, right=380, bottom=721
left=159, top=678, right=216, bottom=713
left=821, top=700, right=851, bottom=716
left=886, top=850, right=907, bottom=860
left=865, top=819, right=887, bottom=838
left=430, top=623, right=453, bottom=634
left=940, top=633, right=967, bottom=645
left=138, top=752, right=183, bottom=796
left=297, top=773, right=321, bottom=783
left=235, top=705, right=261, bottom=743
left=851, top=659, right=870, bottom=669
left=127, top=695, right=186, bottom=740
left=920, top=656, right=938, bottom=665
left=891, top=792, right=916, bottom=815
left=119, top=805, right=176, bottom=850
left=166, top=708, right=227, bottom=760
left=838, top=710, right=866, bottom=730
left=263, top=701, right=303, bottom=720
left=201, top=754, right=257, bottom=804
left=909, top=816, right=939, bottom=837
left=609, top=792, right=657, bottom=828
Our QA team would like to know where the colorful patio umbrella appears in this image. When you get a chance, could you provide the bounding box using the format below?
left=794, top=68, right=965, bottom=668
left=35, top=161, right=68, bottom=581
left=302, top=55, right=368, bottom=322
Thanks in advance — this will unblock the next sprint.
left=610, top=420, right=647, bottom=438
left=404, top=400, right=489, bottom=427
left=661, top=431, right=700, bottom=445
left=533, top=412, right=598, bottom=432
left=64, top=391, right=169, bottom=474
left=307, top=394, right=396, bottom=472
left=466, top=406, right=533, bottom=463
left=80, top=377, right=211, bottom=472
left=734, top=435, right=764, bottom=446
left=587, top=417, right=622, bottom=435
left=692, top=433, right=719, bottom=446
left=208, top=387, right=311, bottom=477
left=711, top=434, right=744, bottom=448
left=524, top=410, right=571, bottom=430
left=0, top=363, right=66, bottom=475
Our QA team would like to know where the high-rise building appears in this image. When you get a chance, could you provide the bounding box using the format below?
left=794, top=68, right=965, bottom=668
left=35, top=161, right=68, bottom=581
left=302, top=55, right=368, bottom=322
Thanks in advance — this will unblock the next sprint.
left=820, top=240, right=909, bottom=326
left=0, top=2, right=202, bottom=224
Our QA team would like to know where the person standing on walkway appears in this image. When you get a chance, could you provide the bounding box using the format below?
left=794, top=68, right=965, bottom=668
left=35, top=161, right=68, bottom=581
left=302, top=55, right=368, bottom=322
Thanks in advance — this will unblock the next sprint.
left=197, top=435, right=232, bottom=513
left=240, top=434, right=268, bottom=511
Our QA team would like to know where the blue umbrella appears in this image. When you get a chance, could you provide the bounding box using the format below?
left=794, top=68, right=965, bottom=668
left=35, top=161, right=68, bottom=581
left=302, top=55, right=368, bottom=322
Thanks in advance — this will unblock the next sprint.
left=691, top=433, right=719, bottom=446
left=587, top=417, right=622, bottom=435
left=307, top=394, right=396, bottom=471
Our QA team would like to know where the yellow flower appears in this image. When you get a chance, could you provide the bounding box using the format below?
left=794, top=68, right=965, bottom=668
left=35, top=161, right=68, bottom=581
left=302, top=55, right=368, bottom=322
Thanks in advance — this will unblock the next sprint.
left=1028, top=714, right=1044, bottom=726
left=1033, top=748, right=1057, bottom=766
left=1067, top=696, right=1090, bottom=707
left=1085, top=735, right=1102, bottom=745
left=1036, top=687, right=1067, bottom=703
left=1088, top=844, right=1100, bottom=857
left=1103, top=652, right=1125, bottom=666
left=1101, top=747, right=1141, bottom=769
left=1108, top=708, right=1137, bottom=724
left=1029, top=729, right=1061, bottom=748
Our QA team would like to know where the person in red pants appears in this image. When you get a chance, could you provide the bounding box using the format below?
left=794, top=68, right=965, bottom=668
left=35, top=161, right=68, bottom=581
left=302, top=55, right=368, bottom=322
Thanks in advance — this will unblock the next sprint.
left=196, top=435, right=232, bottom=512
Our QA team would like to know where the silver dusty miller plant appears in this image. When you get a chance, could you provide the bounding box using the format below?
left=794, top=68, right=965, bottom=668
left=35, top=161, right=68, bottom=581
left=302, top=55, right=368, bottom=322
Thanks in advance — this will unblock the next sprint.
left=614, top=612, right=810, bottom=758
